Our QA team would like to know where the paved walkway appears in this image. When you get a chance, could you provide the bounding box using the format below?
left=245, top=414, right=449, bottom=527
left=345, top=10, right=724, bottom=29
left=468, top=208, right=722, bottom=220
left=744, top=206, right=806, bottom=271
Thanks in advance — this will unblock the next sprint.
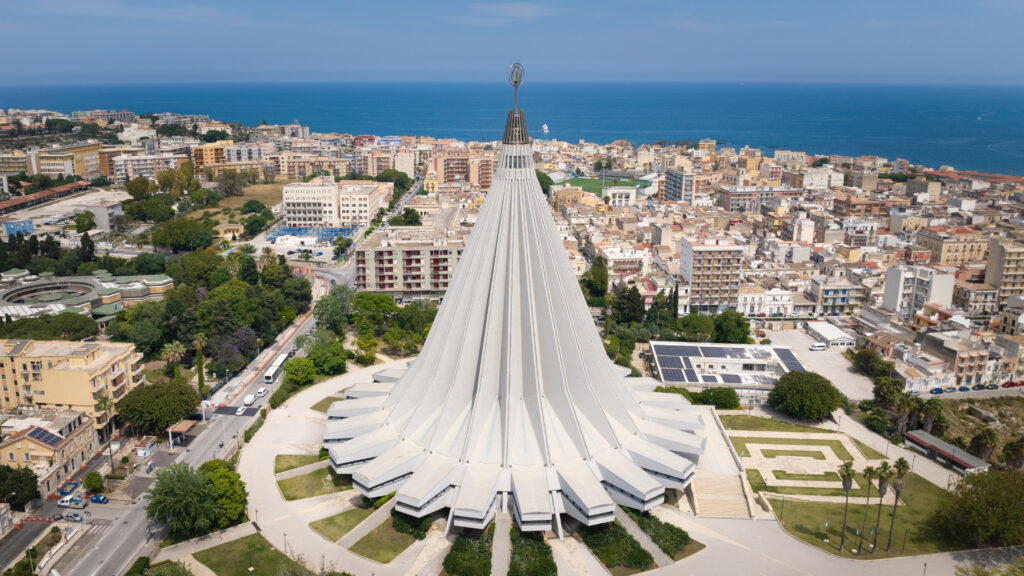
left=492, top=512, right=512, bottom=576
left=614, top=506, right=672, bottom=567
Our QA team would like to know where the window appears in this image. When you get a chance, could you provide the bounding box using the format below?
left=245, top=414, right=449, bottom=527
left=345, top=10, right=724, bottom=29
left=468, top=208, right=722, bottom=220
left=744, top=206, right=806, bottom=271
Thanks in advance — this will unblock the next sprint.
left=6, top=453, right=12, bottom=461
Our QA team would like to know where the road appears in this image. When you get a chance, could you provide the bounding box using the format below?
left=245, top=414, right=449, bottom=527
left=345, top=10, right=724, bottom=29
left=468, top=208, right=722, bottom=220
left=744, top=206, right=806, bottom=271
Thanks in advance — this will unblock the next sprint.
left=53, top=279, right=324, bottom=576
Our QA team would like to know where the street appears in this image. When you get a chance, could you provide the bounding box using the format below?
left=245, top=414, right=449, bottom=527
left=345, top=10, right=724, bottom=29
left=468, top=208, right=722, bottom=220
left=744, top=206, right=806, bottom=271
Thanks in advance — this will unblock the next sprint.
left=52, top=277, right=325, bottom=576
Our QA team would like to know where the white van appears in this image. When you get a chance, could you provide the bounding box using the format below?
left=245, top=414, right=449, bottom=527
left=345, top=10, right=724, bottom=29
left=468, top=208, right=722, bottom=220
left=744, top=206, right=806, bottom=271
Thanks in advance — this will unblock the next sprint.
left=243, top=394, right=256, bottom=406
left=809, top=342, right=827, bottom=351
left=256, top=387, right=268, bottom=398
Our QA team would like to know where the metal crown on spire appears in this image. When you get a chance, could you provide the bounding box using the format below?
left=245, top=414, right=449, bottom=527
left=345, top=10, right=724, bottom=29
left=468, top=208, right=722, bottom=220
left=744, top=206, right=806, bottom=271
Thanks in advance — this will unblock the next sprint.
left=503, top=61, right=529, bottom=144
left=509, top=61, right=524, bottom=110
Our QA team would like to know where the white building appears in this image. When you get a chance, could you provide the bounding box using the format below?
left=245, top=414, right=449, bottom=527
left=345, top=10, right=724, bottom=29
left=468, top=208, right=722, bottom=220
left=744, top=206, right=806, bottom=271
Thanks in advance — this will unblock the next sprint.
left=113, top=154, right=187, bottom=183
left=802, top=167, right=844, bottom=191
left=283, top=177, right=388, bottom=229
left=882, top=265, right=955, bottom=319
left=738, top=285, right=794, bottom=317
left=604, top=185, right=637, bottom=207
left=806, top=321, right=856, bottom=348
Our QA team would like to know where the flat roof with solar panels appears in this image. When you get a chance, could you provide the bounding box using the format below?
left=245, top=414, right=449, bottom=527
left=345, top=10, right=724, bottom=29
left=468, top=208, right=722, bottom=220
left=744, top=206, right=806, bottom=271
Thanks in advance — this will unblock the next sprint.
left=649, top=341, right=807, bottom=402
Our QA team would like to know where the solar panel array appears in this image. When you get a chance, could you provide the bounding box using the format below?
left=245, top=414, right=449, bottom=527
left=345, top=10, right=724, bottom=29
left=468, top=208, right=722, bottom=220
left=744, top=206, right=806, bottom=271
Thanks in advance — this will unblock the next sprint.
left=773, top=348, right=807, bottom=373
left=28, top=427, right=62, bottom=447
left=652, top=342, right=808, bottom=387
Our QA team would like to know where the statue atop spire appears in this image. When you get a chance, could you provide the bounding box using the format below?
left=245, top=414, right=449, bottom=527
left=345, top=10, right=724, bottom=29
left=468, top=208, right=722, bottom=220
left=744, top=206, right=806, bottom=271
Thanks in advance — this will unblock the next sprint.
left=503, top=61, right=530, bottom=145
left=509, top=61, right=524, bottom=110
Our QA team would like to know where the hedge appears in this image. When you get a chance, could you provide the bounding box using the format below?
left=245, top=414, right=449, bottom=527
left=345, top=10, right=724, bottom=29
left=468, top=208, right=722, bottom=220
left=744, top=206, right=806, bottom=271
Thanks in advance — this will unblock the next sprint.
left=581, top=521, right=653, bottom=571
left=243, top=413, right=265, bottom=443
left=624, top=508, right=690, bottom=556
left=508, top=526, right=556, bottom=576
left=123, top=556, right=149, bottom=576
left=391, top=509, right=432, bottom=540
left=443, top=526, right=493, bottom=576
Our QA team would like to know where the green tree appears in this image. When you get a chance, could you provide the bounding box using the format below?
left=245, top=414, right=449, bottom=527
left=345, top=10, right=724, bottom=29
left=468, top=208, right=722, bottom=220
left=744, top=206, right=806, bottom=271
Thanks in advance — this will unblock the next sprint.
left=125, top=176, right=156, bottom=200
left=83, top=471, right=104, bottom=493
left=198, top=460, right=247, bottom=528
left=241, top=199, right=266, bottom=214
left=307, top=338, right=349, bottom=376
left=856, top=465, right=877, bottom=556
left=356, top=334, right=378, bottom=365
left=936, top=469, right=1024, bottom=547
left=712, top=309, right=750, bottom=343
left=871, top=461, right=893, bottom=554
left=78, top=232, right=95, bottom=262
left=921, top=398, right=943, bottom=434
left=588, top=256, right=609, bottom=298
left=74, top=211, right=96, bottom=233
left=353, top=292, right=399, bottom=332
left=535, top=169, right=553, bottom=194
left=333, top=237, right=353, bottom=259
left=837, top=460, right=855, bottom=552
left=872, top=376, right=903, bottom=410
left=1004, top=437, right=1024, bottom=470
left=193, top=333, right=207, bottom=395
left=768, top=371, right=842, bottom=421
left=217, top=170, right=247, bottom=197
left=679, top=312, right=714, bottom=342
left=612, top=285, right=645, bottom=324
left=0, top=465, right=38, bottom=511
left=970, top=427, right=999, bottom=461
left=886, top=457, right=911, bottom=552
left=117, top=381, right=201, bottom=436
left=145, top=463, right=218, bottom=539
left=283, top=357, right=315, bottom=388
left=96, top=394, right=117, bottom=474
left=150, top=219, right=215, bottom=252
left=238, top=257, right=259, bottom=285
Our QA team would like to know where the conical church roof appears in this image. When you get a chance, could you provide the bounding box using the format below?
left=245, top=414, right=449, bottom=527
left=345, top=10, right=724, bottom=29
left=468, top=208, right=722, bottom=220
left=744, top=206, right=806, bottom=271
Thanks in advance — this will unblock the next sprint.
left=327, top=70, right=704, bottom=532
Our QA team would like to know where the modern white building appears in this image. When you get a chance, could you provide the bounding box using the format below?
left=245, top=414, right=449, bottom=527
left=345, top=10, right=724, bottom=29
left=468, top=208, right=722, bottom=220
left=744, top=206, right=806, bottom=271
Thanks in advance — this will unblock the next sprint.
left=805, top=321, right=856, bottom=348
left=113, top=154, right=187, bottom=183
left=282, top=177, right=388, bottom=229
left=604, top=185, right=637, bottom=207
left=882, top=265, right=955, bottom=319
left=324, top=83, right=703, bottom=534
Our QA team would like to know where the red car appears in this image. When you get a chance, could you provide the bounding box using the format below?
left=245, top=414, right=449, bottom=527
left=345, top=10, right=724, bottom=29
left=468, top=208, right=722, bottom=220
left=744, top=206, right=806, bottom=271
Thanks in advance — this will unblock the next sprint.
left=1003, top=381, right=1021, bottom=388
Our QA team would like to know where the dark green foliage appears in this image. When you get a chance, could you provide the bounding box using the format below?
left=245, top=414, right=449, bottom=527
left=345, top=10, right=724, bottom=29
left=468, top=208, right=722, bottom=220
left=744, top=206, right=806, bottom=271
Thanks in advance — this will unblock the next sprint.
left=0, top=465, right=39, bottom=510
left=865, top=408, right=890, bottom=434
left=84, top=471, right=104, bottom=493
left=624, top=508, right=690, bottom=556
left=117, top=381, right=201, bottom=436
left=150, top=218, right=215, bottom=252
left=1004, top=437, right=1024, bottom=470
left=443, top=527, right=493, bottom=576
left=145, top=463, right=218, bottom=539
left=156, top=124, right=192, bottom=137
left=852, top=348, right=895, bottom=379
left=243, top=414, right=265, bottom=442
left=124, top=557, right=151, bottom=576
left=580, top=256, right=609, bottom=298
left=935, top=469, right=1024, bottom=547
left=612, top=284, right=645, bottom=324
left=198, top=459, right=248, bottom=529
left=0, top=312, right=98, bottom=340
left=508, top=526, right=557, bottom=576
left=656, top=386, right=740, bottom=409
left=712, top=309, right=751, bottom=344
left=535, top=170, right=553, bottom=194
left=390, top=509, right=432, bottom=540
left=307, top=337, right=350, bottom=376
left=768, top=371, right=842, bottom=421
left=388, top=207, right=422, bottom=226
left=679, top=312, right=714, bottom=341
left=581, top=521, right=653, bottom=570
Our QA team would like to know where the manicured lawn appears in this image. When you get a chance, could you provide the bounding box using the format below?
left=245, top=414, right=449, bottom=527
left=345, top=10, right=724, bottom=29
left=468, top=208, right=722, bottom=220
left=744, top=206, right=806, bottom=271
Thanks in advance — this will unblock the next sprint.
left=277, top=467, right=350, bottom=500
left=731, top=436, right=854, bottom=460
left=312, top=395, right=344, bottom=413
left=349, top=517, right=417, bottom=564
left=762, top=449, right=827, bottom=460
left=580, top=521, right=653, bottom=576
left=564, top=177, right=646, bottom=196
left=720, top=415, right=831, bottom=434
left=774, top=470, right=841, bottom=482
left=770, top=473, right=954, bottom=558
left=274, top=454, right=318, bottom=474
left=750, top=469, right=910, bottom=499
left=854, top=439, right=886, bottom=460
left=310, top=505, right=374, bottom=542
left=194, top=533, right=309, bottom=576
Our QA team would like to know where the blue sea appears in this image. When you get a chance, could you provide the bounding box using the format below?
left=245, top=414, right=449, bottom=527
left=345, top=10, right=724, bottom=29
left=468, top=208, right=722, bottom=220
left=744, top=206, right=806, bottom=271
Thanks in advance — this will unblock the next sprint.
left=3, top=82, right=1024, bottom=175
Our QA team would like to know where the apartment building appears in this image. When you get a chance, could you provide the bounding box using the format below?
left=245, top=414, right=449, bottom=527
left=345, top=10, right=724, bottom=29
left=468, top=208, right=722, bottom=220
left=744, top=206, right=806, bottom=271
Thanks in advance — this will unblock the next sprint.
left=32, top=142, right=103, bottom=179
left=664, top=168, right=695, bottom=203
left=698, top=139, right=716, bottom=152
left=338, top=180, right=389, bottom=227
left=0, top=410, right=98, bottom=495
left=808, top=276, right=867, bottom=316
left=604, top=186, right=637, bottom=207
left=916, top=226, right=987, bottom=266
left=738, top=285, right=794, bottom=317
left=907, top=179, right=942, bottom=202
left=882, top=265, right=955, bottom=319
left=953, top=280, right=999, bottom=316
left=190, top=140, right=231, bottom=173
left=113, top=154, right=187, bottom=183
left=920, top=331, right=988, bottom=386
left=355, top=209, right=466, bottom=300
left=282, top=177, right=387, bottom=229
left=985, top=238, right=1024, bottom=307
left=98, top=145, right=142, bottom=179
left=0, top=152, right=27, bottom=176
left=0, top=339, right=143, bottom=436
left=274, top=153, right=350, bottom=180
left=715, top=185, right=803, bottom=212
left=222, top=143, right=265, bottom=164
left=679, top=235, right=743, bottom=314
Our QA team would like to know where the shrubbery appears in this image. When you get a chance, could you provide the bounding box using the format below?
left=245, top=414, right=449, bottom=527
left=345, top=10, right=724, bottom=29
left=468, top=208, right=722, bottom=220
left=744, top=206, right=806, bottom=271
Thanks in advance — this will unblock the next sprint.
left=508, top=526, right=557, bottom=576
left=391, top=509, right=432, bottom=540
left=656, top=386, right=740, bottom=410
left=581, top=521, right=653, bottom=571
left=768, top=371, right=842, bottom=421
left=243, top=410, right=266, bottom=443
left=443, top=526, right=493, bottom=576
left=624, top=508, right=690, bottom=556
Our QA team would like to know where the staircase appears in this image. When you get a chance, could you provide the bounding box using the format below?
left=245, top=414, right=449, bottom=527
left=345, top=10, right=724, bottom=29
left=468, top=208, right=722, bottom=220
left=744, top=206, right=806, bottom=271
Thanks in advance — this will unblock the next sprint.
left=693, top=472, right=752, bottom=519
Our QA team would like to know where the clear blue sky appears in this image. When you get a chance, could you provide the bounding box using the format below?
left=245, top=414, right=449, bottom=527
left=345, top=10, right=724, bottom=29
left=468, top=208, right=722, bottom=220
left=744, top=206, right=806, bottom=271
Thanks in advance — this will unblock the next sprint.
left=2, top=0, right=1022, bottom=85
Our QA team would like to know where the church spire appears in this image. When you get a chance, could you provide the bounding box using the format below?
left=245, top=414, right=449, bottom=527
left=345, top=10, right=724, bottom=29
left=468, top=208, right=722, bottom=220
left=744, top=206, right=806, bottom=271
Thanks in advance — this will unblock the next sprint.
left=502, top=61, right=530, bottom=145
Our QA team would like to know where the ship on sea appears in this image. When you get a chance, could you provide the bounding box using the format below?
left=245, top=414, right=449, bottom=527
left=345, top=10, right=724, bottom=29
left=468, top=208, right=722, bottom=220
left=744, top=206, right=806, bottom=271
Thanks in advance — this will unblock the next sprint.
left=542, top=123, right=549, bottom=134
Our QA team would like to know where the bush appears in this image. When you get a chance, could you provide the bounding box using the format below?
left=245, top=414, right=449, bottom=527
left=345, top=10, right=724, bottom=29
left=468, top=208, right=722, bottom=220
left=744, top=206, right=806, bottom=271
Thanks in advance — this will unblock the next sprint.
left=268, top=381, right=294, bottom=408
left=508, top=526, right=557, bottom=576
left=624, top=508, right=690, bottom=556
left=865, top=408, right=890, bottom=434
left=581, top=521, right=653, bottom=570
left=243, top=414, right=265, bottom=443
left=124, top=556, right=150, bottom=576
left=373, top=492, right=394, bottom=509
left=934, top=468, right=1024, bottom=547
left=768, top=371, right=842, bottom=421
left=83, top=471, right=104, bottom=493
left=391, top=509, right=432, bottom=540
left=655, top=386, right=740, bottom=409
left=443, top=527, right=493, bottom=576
left=106, top=473, right=126, bottom=480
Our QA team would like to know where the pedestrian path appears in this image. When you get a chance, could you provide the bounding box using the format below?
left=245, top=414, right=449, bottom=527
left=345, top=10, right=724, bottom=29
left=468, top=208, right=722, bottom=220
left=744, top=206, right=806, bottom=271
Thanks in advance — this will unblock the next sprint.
left=492, top=512, right=512, bottom=576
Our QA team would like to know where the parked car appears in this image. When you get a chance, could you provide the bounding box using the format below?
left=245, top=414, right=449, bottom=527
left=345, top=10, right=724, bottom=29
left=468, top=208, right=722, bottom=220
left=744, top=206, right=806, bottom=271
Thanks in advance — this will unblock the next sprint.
left=987, top=384, right=999, bottom=390
left=90, top=494, right=108, bottom=504
left=910, top=390, right=921, bottom=396
left=66, top=512, right=83, bottom=523
left=944, top=386, right=956, bottom=393
left=809, top=342, right=827, bottom=351
left=972, top=384, right=986, bottom=390
left=235, top=406, right=247, bottom=416
left=929, top=388, right=944, bottom=395
left=959, top=386, right=971, bottom=392
left=1003, top=382, right=1017, bottom=388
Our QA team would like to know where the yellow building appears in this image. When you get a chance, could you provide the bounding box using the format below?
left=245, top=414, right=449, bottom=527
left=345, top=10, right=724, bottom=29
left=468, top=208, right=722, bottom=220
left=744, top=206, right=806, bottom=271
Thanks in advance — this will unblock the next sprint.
left=0, top=410, right=98, bottom=495
left=0, top=339, right=143, bottom=437
left=916, top=226, right=987, bottom=266
left=35, top=142, right=103, bottom=179
left=191, top=140, right=232, bottom=173
left=0, top=152, right=27, bottom=177
left=551, top=185, right=599, bottom=211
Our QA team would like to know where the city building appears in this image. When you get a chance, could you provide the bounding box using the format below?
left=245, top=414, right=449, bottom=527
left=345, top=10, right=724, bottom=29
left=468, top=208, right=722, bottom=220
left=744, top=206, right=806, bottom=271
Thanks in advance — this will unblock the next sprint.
left=953, top=280, right=999, bottom=316
left=31, top=142, right=103, bottom=179
left=325, top=85, right=703, bottom=534
left=882, top=265, right=955, bottom=319
left=283, top=177, right=388, bottom=229
left=0, top=152, right=27, bottom=176
left=664, top=168, right=695, bottom=203
left=808, top=276, right=867, bottom=316
left=715, top=185, right=803, bottom=212
left=0, top=410, right=98, bottom=495
left=680, top=235, right=743, bottom=314
left=80, top=201, right=124, bottom=232
left=0, top=339, right=144, bottom=436
left=113, top=154, right=187, bottom=183
left=98, top=146, right=142, bottom=179
left=805, top=321, right=856, bottom=348
left=985, top=238, right=1024, bottom=308
left=915, top=226, right=987, bottom=266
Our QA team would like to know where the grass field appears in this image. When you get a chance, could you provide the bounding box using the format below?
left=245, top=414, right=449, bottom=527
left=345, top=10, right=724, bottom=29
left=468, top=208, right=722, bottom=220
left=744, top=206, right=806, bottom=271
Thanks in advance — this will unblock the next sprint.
left=854, top=439, right=886, bottom=460
left=310, top=505, right=375, bottom=542
left=274, top=454, right=319, bottom=474
left=222, top=182, right=286, bottom=210
left=762, top=449, right=827, bottom=460
left=769, top=473, right=953, bottom=558
left=563, top=177, right=646, bottom=196
left=194, top=533, right=308, bottom=576
left=312, top=395, right=345, bottom=413
left=720, top=415, right=831, bottom=434
left=731, top=436, right=854, bottom=461
left=774, top=470, right=841, bottom=482
left=348, top=517, right=417, bottom=564
left=748, top=469, right=910, bottom=499
left=277, top=467, right=350, bottom=500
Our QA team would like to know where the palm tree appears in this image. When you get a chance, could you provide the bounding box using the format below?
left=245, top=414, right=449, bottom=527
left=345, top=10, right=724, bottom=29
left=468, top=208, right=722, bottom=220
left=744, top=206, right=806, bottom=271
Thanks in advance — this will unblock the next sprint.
left=921, top=398, right=943, bottom=434
left=837, top=461, right=856, bottom=552
left=970, top=427, right=998, bottom=461
left=161, top=341, right=187, bottom=379
left=872, top=462, right=893, bottom=554
left=856, top=465, right=877, bottom=556
left=893, top=393, right=914, bottom=437
left=95, top=395, right=116, bottom=477
left=886, top=457, right=911, bottom=552
left=260, top=246, right=276, bottom=266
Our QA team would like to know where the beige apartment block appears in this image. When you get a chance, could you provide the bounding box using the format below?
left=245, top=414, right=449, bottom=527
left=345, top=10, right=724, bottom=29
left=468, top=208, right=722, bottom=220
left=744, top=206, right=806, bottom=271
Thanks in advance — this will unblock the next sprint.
left=0, top=339, right=144, bottom=437
left=916, top=226, right=987, bottom=266
left=680, top=235, right=743, bottom=314
left=0, top=410, right=98, bottom=495
left=985, top=238, right=1024, bottom=307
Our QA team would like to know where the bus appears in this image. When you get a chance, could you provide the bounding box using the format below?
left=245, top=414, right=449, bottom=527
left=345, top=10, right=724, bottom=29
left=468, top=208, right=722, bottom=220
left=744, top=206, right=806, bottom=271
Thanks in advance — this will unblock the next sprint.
left=264, top=353, right=289, bottom=384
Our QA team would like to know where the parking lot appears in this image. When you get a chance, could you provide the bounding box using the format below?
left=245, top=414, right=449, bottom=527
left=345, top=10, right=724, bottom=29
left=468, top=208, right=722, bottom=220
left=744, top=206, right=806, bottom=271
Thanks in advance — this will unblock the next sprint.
left=766, top=328, right=875, bottom=400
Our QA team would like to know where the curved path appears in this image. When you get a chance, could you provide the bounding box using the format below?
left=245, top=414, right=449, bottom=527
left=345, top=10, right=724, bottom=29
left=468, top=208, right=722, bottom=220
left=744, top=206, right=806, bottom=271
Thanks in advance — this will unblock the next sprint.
left=239, top=362, right=1019, bottom=576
